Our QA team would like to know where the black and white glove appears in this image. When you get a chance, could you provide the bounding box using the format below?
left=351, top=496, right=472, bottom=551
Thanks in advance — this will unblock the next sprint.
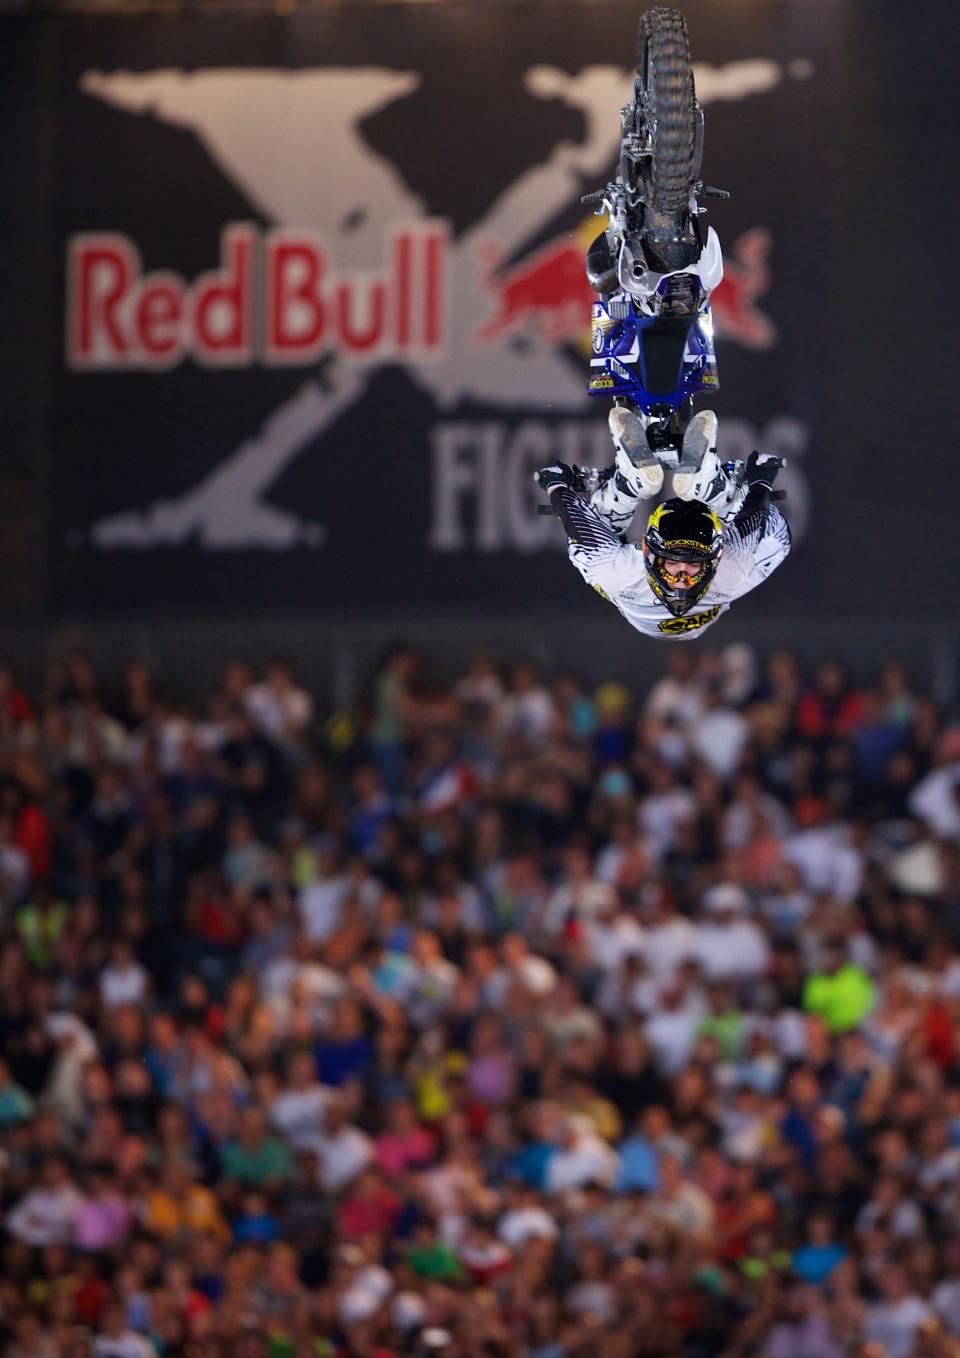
left=534, top=462, right=584, bottom=496
left=744, top=451, right=787, bottom=499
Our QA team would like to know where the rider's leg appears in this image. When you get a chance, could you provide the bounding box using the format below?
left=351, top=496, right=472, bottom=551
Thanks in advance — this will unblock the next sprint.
left=672, top=410, right=745, bottom=520
left=609, top=406, right=664, bottom=497
left=589, top=406, right=663, bottom=536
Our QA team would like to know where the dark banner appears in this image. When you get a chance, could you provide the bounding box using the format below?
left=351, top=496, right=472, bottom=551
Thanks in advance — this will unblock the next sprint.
left=7, top=3, right=953, bottom=616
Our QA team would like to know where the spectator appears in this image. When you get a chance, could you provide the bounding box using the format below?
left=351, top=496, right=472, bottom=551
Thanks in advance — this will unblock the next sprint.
left=865, top=1263, right=934, bottom=1358
left=7, top=1155, right=84, bottom=1247
left=74, top=1168, right=132, bottom=1253
left=693, top=884, right=770, bottom=980
left=792, top=1210, right=849, bottom=1284
left=803, top=944, right=876, bottom=1033
left=244, top=657, right=313, bottom=746
left=220, top=1106, right=293, bottom=1196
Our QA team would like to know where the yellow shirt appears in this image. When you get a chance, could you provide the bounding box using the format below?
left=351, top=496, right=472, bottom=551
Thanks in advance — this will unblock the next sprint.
left=143, top=1184, right=230, bottom=1241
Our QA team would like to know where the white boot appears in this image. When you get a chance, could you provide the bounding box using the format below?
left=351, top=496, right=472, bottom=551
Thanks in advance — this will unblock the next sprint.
left=586, top=406, right=664, bottom=537
left=673, top=410, right=744, bottom=520
left=608, top=406, right=663, bottom=499
left=673, top=410, right=719, bottom=500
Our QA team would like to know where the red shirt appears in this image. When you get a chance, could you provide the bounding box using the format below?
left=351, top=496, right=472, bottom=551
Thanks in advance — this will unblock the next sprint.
left=337, top=1185, right=403, bottom=1239
left=17, top=803, right=52, bottom=879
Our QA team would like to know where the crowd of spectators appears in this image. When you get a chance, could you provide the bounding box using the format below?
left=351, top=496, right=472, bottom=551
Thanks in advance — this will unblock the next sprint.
left=1, top=642, right=960, bottom=1358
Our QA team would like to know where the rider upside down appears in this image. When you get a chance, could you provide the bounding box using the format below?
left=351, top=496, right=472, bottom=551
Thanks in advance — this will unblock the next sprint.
left=536, top=406, right=791, bottom=640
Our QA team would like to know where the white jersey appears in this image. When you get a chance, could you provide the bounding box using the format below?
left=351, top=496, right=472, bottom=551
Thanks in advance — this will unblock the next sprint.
left=559, top=488, right=790, bottom=640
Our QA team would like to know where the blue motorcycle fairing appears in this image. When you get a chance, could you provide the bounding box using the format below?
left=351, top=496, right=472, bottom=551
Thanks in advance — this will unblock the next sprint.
left=587, top=295, right=719, bottom=413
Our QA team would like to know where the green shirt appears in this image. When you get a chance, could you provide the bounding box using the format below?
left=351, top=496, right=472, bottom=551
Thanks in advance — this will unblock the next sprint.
left=802, top=964, right=875, bottom=1033
left=372, top=673, right=404, bottom=745
left=0, top=1083, right=34, bottom=1126
left=696, top=1010, right=745, bottom=1060
left=15, top=900, right=69, bottom=969
left=407, top=1240, right=463, bottom=1281
left=222, top=1136, right=292, bottom=1187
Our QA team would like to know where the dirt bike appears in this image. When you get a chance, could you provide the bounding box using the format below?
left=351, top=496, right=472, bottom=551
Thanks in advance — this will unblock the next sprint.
left=583, top=6, right=729, bottom=467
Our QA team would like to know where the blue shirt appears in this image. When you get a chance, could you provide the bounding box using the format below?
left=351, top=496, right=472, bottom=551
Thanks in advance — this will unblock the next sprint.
left=615, top=1135, right=659, bottom=1193
left=507, top=1142, right=555, bottom=1191
left=792, top=1242, right=847, bottom=1283
left=315, top=1035, right=374, bottom=1086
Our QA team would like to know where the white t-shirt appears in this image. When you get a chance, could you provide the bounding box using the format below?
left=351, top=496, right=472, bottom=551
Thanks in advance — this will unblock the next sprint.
left=7, top=1183, right=84, bottom=1246
left=261, top=957, right=345, bottom=1007
left=783, top=825, right=863, bottom=899
left=270, top=1084, right=335, bottom=1149
left=645, top=676, right=705, bottom=727
left=245, top=682, right=313, bottom=739
left=643, top=915, right=697, bottom=976
left=856, top=1198, right=926, bottom=1239
left=864, top=1296, right=933, bottom=1358
left=908, top=763, right=960, bottom=839
left=648, top=1181, right=715, bottom=1236
left=299, top=876, right=351, bottom=942
left=485, top=955, right=558, bottom=1006
left=689, top=709, right=749, bottom=780
left=693, top=919, right=770, bottom=979
left=93, top=1336, right=157, bottom=1358
left=99, top=960, right=149, bottom=1009
left=566, top=1279, right=616, bottom=1322
left=497, top=1205, right=559, bottom=1249
left=646, top=998, right=705, bottom=1074
left=406, top=957, right=460, bottom=1025
left=309, top=1125, right=373, bottom=1193
left=499, top=690, right=555, bottom=741
left=338, top=1262, right=393, bottom=1324
left=585, top=915, right=646, bottom=971
left=932, top=1278, right=960, bottom=1335
left=638, top=789, right=698, bottom=861
left=546, top=1135, right=619, bottom=1192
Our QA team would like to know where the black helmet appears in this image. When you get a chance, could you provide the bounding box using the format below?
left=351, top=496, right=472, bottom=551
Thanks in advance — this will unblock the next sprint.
left=643, top=498, right=724, bottom=616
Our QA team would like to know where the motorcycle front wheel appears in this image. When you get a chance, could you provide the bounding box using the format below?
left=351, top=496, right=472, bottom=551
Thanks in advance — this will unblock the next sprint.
left=635, top=7, right=699, bottom=268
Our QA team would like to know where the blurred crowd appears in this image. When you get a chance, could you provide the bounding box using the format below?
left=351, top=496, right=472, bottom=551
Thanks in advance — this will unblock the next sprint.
left=1, top=642, right=960, bottom=1358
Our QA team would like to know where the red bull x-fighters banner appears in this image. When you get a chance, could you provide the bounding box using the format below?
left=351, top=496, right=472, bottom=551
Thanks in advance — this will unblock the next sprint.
left=5, top=1, right=941, bottom=618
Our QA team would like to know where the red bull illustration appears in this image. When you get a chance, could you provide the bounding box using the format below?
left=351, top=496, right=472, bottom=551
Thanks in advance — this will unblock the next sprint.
left=475, top=222, right=774, bottom=354
left=473, top=236, right=594, bottom=346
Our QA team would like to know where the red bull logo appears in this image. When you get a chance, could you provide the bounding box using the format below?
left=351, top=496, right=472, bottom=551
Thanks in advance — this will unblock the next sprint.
left=66, top=222, right=447, bottom=369
left=473, top=237, right=595, bottom=345
left=474, top=224, right=775, bottom=352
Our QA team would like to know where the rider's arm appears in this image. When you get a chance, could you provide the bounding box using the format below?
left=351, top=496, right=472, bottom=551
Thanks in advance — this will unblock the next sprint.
left=549, top=484, right=646, bottom=597
left=549, top=484, right=623, bottom=555
left=721, top=493, right=792, bottom=596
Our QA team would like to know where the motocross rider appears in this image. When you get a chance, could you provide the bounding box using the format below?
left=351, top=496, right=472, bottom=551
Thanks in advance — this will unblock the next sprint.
left=536, top=406, right=791, bottom=639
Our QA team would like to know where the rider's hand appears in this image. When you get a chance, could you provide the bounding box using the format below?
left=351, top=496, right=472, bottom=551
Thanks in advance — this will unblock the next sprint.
left=744, top=451, right=786, bottom=493
left=535, top=463, right=583, bottom=495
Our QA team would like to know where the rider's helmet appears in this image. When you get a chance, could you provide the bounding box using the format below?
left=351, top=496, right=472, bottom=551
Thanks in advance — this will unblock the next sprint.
left=643, top=498, right=724, bottom=617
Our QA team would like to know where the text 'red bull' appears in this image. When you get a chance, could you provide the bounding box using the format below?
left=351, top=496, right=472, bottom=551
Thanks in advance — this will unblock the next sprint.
left=67, top=223, right=447, bottom=369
